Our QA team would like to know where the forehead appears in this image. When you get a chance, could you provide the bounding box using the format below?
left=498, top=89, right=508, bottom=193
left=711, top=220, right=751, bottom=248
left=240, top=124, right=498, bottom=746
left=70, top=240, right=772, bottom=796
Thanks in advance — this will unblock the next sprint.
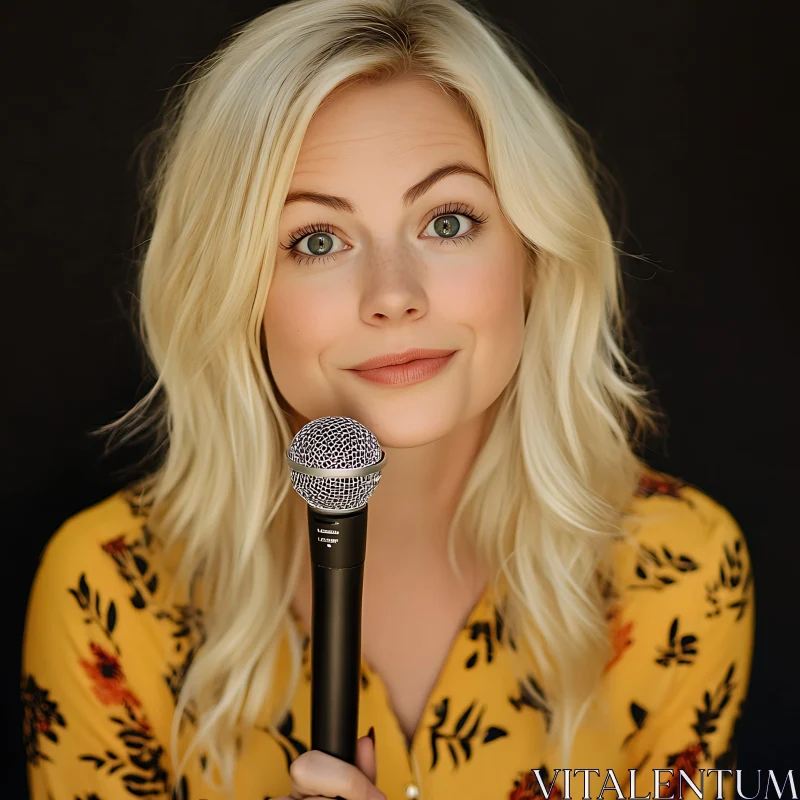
left=290, top=76, right=487, bottom=182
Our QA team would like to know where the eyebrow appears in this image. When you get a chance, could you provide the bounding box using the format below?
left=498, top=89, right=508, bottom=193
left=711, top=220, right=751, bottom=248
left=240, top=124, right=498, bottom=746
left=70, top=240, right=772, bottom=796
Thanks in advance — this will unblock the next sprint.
left=283, top=160, right=493, bottom=214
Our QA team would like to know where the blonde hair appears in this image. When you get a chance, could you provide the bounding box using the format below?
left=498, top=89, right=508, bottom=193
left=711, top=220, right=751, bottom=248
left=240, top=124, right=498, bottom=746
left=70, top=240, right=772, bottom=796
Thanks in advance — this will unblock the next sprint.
left=98, top=0, right=664, bottom=794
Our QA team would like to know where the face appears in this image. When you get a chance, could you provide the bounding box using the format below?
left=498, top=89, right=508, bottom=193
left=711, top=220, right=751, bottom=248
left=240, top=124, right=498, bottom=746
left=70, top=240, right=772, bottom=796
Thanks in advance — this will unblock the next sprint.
left=263, top=75, right=529, bottom=448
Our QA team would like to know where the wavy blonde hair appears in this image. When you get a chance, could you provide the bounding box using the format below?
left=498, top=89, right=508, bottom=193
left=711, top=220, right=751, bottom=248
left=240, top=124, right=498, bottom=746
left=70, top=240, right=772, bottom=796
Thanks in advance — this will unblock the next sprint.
left=98, top=0, right=664, bottom=794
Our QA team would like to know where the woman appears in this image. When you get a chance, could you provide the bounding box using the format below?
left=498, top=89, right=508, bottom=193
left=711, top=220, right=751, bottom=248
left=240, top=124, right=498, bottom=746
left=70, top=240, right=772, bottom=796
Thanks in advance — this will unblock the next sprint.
left=21, top=0, right=754, bottom=798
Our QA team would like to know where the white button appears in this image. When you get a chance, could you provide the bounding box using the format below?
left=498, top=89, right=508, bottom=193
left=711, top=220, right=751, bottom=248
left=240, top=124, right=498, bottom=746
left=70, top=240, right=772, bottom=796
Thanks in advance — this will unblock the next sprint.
left=404, top=782, right=420, bottom=799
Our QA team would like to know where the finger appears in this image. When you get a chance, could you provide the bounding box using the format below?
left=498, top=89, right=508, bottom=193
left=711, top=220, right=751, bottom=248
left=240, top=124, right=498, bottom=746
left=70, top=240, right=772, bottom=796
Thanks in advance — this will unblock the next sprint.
left=289, top=749, right=383, bottom=800
left=355, top=733, right=377, bottom=785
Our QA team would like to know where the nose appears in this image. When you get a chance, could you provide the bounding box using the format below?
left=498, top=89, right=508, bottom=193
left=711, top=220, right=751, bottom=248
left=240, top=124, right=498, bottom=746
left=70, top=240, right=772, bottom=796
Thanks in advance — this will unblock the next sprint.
left=359, top=255, right=428, bottom=326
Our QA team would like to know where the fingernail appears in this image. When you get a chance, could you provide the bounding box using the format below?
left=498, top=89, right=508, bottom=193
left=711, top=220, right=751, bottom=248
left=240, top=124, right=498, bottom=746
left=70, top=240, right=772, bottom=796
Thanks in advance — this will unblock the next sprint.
left=367, top=725, right=375, bottom=744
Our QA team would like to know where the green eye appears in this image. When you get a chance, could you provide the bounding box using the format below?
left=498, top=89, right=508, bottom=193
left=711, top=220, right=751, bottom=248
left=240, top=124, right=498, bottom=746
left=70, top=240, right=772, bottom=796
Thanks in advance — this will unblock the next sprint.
left=428, top=214, right=469, bottom=238
left=281, top=202, right=488, bottom=266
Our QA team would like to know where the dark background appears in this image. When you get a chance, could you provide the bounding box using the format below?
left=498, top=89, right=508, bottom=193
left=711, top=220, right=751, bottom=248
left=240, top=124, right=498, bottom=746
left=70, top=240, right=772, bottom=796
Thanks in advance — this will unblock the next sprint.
left=2, top=0, right=796, bottom=795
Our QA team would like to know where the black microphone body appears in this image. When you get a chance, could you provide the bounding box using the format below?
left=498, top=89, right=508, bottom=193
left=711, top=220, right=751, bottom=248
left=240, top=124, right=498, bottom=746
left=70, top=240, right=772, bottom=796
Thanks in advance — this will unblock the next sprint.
left=307, top=503, right=368, bottom=765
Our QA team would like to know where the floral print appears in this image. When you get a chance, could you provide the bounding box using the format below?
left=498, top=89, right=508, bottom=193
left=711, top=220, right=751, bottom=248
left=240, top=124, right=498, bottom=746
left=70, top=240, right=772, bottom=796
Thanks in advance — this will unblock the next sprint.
left=79, top=643, right=145, bottom=712
left=509, top=767, right=564, bottom=800
left=21, top=469, right=754, bottom=799
left=604, top=606, right=635, bottom=672
left=21, top=675, right=67, bottom=766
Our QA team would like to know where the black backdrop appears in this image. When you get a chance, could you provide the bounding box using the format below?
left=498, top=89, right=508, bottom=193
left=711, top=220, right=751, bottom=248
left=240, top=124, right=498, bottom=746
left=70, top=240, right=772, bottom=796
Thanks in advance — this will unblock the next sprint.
left=2, top=0, right=797, bottom=795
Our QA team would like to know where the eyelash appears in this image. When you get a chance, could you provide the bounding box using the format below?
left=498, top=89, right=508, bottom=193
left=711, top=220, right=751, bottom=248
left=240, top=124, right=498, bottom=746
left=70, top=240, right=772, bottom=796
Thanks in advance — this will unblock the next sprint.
left=279, top=201, right=489, bottom=266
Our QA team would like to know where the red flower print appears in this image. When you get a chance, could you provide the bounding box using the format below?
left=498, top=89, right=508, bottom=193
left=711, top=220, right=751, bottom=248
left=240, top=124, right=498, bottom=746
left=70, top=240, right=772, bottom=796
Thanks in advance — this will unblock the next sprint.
left=604, top=605, right=634, bottom=672
left=659, top=743, right=704, bottom=798
left=636, top=471, right=686, bottom=500
left=79, top=642, right=144, bottom=715
left=102, top=535, right=128, bottom=556
left=509, top=770, right=564, bottom=800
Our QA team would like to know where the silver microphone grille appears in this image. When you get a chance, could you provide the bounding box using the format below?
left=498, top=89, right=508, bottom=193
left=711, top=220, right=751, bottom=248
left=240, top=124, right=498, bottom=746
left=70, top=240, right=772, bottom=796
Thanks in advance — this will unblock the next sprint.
left=286, top=416, right=386, bottom=512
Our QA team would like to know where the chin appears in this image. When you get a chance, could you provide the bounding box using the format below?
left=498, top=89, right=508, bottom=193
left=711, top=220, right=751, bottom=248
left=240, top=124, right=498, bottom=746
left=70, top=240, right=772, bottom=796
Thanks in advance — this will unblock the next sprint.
left=337, top=388, right=473, bottom=449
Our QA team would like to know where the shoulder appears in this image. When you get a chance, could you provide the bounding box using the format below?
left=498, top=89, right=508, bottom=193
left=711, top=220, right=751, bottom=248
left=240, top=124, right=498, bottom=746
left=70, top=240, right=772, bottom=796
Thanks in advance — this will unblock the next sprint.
left=30, top=490, right=140, bottom=597
left=617, top=466, right=752, bottom=593
left=22, top=489, right=202, bottom=785
left=23, top=487, right=201, bottom=727
left=29, top=488, right=164, bottom=602
left=35, top=489, right=145, bottom=572
left=601, top=470, right=755, bottom=767
left=607, top=466, right=754, bottom=673
left=25, top=486, right=186, bottom=647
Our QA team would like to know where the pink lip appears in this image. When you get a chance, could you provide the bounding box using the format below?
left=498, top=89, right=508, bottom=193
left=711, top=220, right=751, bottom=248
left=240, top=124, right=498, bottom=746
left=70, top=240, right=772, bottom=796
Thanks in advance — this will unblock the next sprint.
left=350, top=348, right=458, bottom=370
left=348, top=350, right=457, bottom=386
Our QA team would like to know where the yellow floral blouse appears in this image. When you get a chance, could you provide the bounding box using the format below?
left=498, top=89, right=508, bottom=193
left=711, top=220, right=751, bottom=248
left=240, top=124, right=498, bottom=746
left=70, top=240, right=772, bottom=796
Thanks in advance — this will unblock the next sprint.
left=22, top=469, right=754, bottom=800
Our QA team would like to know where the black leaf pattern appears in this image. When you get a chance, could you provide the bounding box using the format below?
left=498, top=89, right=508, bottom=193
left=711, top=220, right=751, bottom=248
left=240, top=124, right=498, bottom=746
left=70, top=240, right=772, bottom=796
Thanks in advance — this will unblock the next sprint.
left=483, top=726, right=507, bottom=743
left=705, top=536, right=753, bottom=621
left=464, top=621, right=493, bottom=669
left=67, top=575, right=119, bottom=654
left=655, top=617, right=698, bottom=667
left=509, top=674, right=552, bottom=732
left=694, top=664, right=737, bottom=740
left=427, top=697, right=506, bottom=770
left=631, top=702, right=648, bottom=729
left=171, top=775, right=191, bottom=800
left=80, top=703, right=170, bottom=797
left=453, top=702, right=475, bottom=735
left=622, top=701, right=650, bottom=746
left=630, top=544, right=699, bottom=591
left=79, top=573, right=90, bottom=602
left=21, top=674, right=67, bottom=765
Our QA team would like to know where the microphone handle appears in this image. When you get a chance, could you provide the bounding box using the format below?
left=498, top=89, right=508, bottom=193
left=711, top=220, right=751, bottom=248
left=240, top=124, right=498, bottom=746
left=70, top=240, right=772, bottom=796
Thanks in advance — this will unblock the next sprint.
left=307, top=504, right=368, bottom=765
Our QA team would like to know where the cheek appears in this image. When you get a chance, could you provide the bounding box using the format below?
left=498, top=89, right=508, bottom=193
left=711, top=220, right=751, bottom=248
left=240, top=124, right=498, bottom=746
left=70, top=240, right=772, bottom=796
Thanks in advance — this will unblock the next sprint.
left=438, top=245, right=527, bottom=404
left=440, top=246, right=526, bottom=345
left=262, top=274, right=345, bottom=383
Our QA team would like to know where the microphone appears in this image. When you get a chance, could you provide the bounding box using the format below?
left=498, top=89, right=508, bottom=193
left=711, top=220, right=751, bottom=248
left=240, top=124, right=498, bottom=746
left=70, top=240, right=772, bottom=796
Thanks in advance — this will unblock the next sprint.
left=286, top=416, right=387, bottom=766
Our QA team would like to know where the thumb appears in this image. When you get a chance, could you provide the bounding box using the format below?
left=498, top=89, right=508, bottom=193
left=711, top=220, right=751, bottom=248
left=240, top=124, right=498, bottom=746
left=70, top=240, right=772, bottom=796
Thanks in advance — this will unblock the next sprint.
left=355, top=726, right=377, bottom=786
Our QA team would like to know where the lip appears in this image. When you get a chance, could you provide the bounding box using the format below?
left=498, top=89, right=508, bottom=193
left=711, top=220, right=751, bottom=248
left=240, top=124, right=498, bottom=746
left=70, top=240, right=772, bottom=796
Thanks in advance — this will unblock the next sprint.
left=348, top=349, right=458, bottom=387
left=350, top=348, right=457, bottom=370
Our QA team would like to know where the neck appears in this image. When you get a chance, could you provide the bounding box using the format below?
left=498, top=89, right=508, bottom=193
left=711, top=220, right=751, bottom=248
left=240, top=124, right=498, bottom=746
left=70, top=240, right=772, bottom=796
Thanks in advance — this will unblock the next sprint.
left=367, top=410, right=490, bottom=554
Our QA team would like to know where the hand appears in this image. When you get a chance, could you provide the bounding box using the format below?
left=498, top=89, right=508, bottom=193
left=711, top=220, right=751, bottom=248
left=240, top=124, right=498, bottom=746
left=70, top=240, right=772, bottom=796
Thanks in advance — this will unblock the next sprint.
left=278, top=732, right=385, bottom=800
